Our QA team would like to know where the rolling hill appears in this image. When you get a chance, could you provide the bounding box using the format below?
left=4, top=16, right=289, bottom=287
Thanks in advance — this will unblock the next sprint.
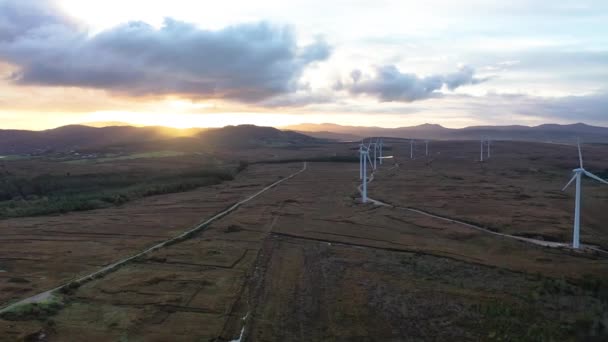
left=284, top=122, right=608, bottom=143
left=199, top=125, right=320, bottom=147
left=2, top=122, right=608, bottom=155
left=0, top=125, right=181, bottom=154
left=0, top=125, right=321, bottom=155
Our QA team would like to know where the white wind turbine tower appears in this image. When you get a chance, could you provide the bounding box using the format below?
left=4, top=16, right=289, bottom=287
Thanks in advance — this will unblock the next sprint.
left=367, top=139, right=378, bottom=170
left=367, top=145, right=374, bottom=170
left=360, top=138, right=374, bottom=177
left=374, top=139, right=378, bottom=170
left=480, top=138, right=484, bottom=162
left=486, top=139, right=491, bottom=159
left=359, top=143, right=370, bottom=203
left=359, top=141, right=365, bottom=179
left=425, top=140, right=429, bottom=157
left=373, top=138, right=382, bottom=167
left=562, top=141, right=608, bottom=249
left=410, top=140, right=415, bottom=159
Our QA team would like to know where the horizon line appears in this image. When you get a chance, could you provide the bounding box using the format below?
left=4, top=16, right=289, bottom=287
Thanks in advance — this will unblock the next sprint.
left=0, top=121, right=604, bottom=132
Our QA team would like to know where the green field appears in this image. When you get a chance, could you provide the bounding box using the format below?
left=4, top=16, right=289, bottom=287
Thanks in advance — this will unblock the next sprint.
left=0, top=154, right=238, bottom=218
left=65, top=151, right=187, bottom=164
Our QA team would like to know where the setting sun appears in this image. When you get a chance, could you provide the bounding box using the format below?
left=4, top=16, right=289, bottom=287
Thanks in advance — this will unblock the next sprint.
left=81, top=111, right=309, bottom=129
left=1, top=0, right=605, bottom=130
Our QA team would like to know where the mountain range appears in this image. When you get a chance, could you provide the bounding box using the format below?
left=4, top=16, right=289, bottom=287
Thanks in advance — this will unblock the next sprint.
left=283, top=122, right=608, bottom=143
left=1, top=122, right=607, bottom=155
left=0, top=124, right=318, bottom=155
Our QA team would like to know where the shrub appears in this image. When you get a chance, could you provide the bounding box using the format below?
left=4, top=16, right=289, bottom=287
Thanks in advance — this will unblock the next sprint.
left=0, top=168, right=236, bottom=219
left=0, top=295, right=64, bottom=321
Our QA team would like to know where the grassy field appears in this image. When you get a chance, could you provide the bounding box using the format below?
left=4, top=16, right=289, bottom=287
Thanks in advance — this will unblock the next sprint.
left=1, top=142, right=607, bottom=341
left=0, top=162, right=301, bottom=306
left=0, top=152, right=242, bottom=219
left=64, top=150, right=188, bottom=164
left=0, top=162, right=235, bottom=218
left=0, top=155, right=33, bottom=161
left=371, top=140, right=608, bottom=249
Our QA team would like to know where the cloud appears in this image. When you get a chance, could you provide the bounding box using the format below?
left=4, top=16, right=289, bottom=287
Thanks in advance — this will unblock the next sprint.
left=342, top=64, right=487, bottom=102
left=507, top=92, right=608, bottom=122
left=0, top=0, right=331, bottom=102
left=350, top=69, right=362, bottom=83
left=0, top=0, right=75, bottom=42
left=258, top=91, right=336, bottom=108
left=443, top=91, right=608, bottom=126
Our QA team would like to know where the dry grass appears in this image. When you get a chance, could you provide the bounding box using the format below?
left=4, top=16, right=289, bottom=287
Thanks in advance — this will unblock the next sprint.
left=1, top=142, right=608, bottom=340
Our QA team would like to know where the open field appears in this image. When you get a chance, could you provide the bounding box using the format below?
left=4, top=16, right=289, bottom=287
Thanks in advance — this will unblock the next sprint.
left=0, top=153, right=239, bottom=218
left=63, top=151, right=189, bottom=164
left=1, top=141, right=607, bottom=341
left=0, top=162, right=301, bottom=305
left=371, top=140, right=608, bottom=249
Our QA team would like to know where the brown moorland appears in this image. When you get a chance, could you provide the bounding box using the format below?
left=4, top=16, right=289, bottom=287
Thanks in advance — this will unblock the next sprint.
left=1, top=141, right=607, bottom=341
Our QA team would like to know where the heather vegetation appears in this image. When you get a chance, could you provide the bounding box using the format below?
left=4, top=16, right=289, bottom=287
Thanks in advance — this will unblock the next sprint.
left=0, top=168, right=235, bottom=218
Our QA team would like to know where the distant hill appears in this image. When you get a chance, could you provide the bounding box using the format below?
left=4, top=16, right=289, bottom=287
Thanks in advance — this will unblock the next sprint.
left=283, top=122, right=608, bottom=143
left=80, top=121, right=143, bottom=128
left=291, top=130, right=362, bottom=142
left=0, top=125, right=184, bottom=154
left=283, top=123, right=452, bottom=140
left=0, top=124, right=320, bottom=155
left=3, top=122, right=607, bottom=155
left=199, top=125, right=321, bottom=147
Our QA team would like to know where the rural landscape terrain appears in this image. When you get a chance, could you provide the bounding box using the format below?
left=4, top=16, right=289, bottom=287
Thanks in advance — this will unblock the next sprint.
left=2, top=0, right=607, bottom=340
left=0, top=124, right=607, bottom=341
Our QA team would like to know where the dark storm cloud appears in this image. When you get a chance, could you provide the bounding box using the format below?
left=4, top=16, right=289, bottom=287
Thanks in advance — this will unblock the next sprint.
left=0, top=0, right=331, bottom=102
left=343, top=65, right=487, bottom=102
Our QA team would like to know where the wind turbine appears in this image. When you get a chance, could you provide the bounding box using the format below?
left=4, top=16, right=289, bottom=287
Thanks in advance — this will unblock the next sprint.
left=359, top=138, right=374, bottom=177
left=562, top=141, right=608, bottom=249
left=480, top=138, right=484, bottom=162
left=378, top=139, right=384, bottom=165
left=486, top=139, right=491, bottom=159
left=410, top=140, right=415, bottom=159
left=366, top=144, right=374, bottom=168
left=359, top=142, right=365, bottom=179
left=425, top=140, right=429, bottom=157
left=373, top=139, right=378, bottom=169
left=359, top=144, right=369, bottom=203
left=367, top=138, right=379, bottom=170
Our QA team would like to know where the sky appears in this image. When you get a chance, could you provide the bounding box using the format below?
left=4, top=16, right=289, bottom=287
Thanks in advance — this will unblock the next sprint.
left=0, top=0, right=607, bottom=130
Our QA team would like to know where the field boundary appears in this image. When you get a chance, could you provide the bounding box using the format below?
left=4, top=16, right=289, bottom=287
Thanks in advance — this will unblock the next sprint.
left=0, top=162, right=307, bottom=313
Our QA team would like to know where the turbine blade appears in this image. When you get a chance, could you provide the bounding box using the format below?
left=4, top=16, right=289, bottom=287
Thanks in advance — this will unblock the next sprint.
left=578, top=139, right=583, bottom=168
left=584, top=171, right=608, bottom=185
left=562, top=174, right=577, bottom=191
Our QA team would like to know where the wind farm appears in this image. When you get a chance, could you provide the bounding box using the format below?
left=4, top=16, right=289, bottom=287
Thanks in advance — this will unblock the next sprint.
left=0, top=126, right=607, bottom=341
left=1, top=0, right=607, bottom=340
